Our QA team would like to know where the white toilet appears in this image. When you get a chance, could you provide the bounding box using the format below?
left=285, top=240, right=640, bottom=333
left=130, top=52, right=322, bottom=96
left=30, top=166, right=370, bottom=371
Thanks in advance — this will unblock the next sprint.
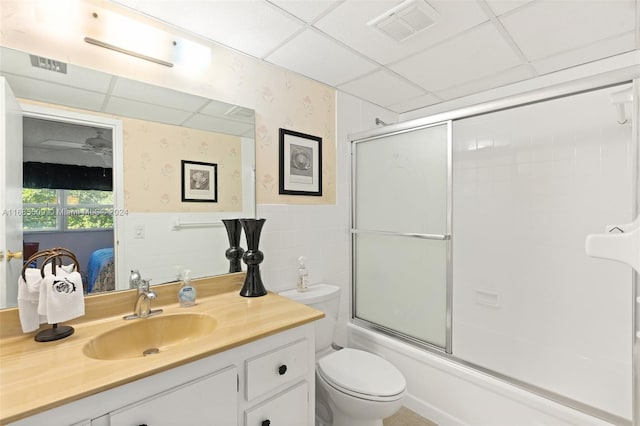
left=280, top=284, right=406, bottom=426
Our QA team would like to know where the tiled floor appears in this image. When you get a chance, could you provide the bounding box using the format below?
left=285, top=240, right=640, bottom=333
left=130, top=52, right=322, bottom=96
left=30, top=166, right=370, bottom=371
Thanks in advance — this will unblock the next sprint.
left=383, top=406, right=438, bottom=426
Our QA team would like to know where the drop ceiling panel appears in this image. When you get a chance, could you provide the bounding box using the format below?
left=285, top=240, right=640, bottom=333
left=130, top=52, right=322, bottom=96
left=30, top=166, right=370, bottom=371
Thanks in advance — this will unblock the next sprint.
left=23, top=117, right=100, bottom=148
left=338, top=69, right=426, bottom=107
left=500, top=0, right=636, bottom=61
left=387, top=93, right=441, bottom=113
left=390, top=22, right=522, bottom=92
left=0, top=47, right=113, bottom=93
left=265, top=28, right=378, bottom=86
left=114, top=0, right=304, bottom=58
left=314, top=0, right=489, bottom=65
left=183, top=114, right=254, bottom=137
left=104, top=96, right=192, bottom=126
left=533, top=31, right=637, bottom=75
left=110, top=77, right=209, bottom=112
left=269, top=0, right=341, bottom=23
left=5, top=74, right=107, bottom=111
left=434, top=64, right=533, bottom=101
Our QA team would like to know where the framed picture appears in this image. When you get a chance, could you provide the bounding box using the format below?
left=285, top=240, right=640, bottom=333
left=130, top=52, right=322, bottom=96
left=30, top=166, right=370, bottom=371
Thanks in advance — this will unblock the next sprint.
left=181, top=160, right=218, bottom=202
left=279, top=128, right=322, bottom=196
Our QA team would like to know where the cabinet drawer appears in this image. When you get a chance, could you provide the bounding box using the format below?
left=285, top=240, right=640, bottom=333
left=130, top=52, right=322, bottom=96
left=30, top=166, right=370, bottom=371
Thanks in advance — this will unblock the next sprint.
left=246, top=339, right=309, bottom=401
left=109, top=366, right=238, bottom=426
left=245, top=382, right=308, bottom=426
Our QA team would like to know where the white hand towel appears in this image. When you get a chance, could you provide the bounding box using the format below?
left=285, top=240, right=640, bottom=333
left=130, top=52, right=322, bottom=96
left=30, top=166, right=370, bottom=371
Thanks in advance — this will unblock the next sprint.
left=42, top=271, right=85, bottom=324
left=37, top=263, right=75, bottom=317
left=17, top=269, right=46, bottom=333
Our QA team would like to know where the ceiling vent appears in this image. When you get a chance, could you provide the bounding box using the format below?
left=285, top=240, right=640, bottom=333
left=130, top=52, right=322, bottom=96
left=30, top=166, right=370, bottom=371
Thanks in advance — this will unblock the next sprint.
left=368, top=0, right=440, bottom=42
left=29, top=55, right=67, bottom=74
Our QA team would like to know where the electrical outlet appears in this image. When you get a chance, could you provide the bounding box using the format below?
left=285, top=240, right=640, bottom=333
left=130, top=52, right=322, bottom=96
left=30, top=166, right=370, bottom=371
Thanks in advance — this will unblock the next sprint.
left=134, top=224, right=145, bottom=239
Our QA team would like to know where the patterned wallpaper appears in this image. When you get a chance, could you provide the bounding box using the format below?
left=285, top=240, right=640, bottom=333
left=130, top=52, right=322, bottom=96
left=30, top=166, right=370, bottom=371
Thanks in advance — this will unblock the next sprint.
left=122, top=117, right=243, bottom=212
left=18, top=99, right=244, bottom=213
left=0, top=0, right=336, bottom=206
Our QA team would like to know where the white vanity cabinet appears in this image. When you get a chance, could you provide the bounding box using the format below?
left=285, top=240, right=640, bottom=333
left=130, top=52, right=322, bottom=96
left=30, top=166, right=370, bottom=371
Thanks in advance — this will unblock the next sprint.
left=10, top=324, right=315, bottom=426
left=107, top=366, right=238, bottom=426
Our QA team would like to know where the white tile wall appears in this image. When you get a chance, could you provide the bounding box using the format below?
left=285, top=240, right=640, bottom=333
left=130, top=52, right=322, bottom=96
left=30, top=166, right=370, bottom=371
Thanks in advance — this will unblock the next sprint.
left=451, top=84, right=633, bottom=419
left=119, top=213, right=234, bottom=288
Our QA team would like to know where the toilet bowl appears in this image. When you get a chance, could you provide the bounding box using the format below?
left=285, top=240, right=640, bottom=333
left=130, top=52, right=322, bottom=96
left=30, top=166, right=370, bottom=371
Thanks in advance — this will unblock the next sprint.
left=279, top=284, right=406, bottom=426
left=316, top=347, right=406, bottom=426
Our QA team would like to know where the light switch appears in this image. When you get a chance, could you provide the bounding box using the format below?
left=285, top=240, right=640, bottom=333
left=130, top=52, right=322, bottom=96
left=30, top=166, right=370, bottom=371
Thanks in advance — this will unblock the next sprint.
left=134, top=224, right=145, bottom=239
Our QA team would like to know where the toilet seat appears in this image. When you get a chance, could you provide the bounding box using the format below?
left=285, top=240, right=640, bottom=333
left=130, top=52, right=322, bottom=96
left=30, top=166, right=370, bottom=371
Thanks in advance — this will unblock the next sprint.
left=317, top=348, right=406, bottom=402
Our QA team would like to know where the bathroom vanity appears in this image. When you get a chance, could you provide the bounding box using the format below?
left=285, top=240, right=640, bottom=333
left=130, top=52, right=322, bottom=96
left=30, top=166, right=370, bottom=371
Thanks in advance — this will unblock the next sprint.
left=0, top=274, right=322, bottom=426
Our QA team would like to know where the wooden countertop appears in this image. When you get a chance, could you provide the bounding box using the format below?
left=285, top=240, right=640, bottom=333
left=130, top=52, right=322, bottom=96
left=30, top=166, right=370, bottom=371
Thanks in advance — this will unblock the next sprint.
left=0, top=274, right=323, bottom=424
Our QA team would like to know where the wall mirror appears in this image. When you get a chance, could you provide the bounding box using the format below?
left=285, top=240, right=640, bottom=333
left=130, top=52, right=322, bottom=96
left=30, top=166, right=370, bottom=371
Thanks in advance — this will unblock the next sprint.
left=0, top=46, right=256, bottom=309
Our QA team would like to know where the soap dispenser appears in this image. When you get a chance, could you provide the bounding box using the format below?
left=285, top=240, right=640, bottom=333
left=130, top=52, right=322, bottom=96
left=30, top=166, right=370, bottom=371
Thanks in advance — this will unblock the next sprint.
left=297, top=256, right=309, bottom=292
left=178, top=269, right=196, bottom=307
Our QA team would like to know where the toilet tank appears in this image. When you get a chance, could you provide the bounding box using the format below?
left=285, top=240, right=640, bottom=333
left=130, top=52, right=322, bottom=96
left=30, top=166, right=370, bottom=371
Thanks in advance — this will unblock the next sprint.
left=279, top=284, right=341, bottom=353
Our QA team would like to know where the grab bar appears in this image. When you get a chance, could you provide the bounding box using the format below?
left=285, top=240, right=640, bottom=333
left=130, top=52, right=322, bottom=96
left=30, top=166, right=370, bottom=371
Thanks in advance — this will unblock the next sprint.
left=172, top=219, right=223, bottom=231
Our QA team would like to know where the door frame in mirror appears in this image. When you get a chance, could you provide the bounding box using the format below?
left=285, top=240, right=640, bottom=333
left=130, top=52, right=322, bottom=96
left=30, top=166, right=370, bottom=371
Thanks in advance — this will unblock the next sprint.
left=19, top=102, right=124, bottom=292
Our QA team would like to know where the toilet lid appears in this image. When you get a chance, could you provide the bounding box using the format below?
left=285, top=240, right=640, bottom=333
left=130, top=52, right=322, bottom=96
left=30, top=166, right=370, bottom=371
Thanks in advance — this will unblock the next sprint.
left=317, top=348, right=406, bottom=398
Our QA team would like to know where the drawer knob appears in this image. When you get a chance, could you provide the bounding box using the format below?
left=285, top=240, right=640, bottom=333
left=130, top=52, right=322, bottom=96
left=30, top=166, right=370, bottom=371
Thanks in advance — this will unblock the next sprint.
left=262, top=420, right=271, bottom=426
left=278, top=364, right=287, bottom=375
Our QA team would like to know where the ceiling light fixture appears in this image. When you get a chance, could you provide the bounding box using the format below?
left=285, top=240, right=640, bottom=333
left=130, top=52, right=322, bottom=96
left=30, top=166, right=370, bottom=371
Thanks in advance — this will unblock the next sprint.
left=82, top=129, right=113, bottom=156
left=84, top=36, right=174, bottom=67
left=41, top=129, right=113, bottom=157
left=83, top=11, right=175, bottom=67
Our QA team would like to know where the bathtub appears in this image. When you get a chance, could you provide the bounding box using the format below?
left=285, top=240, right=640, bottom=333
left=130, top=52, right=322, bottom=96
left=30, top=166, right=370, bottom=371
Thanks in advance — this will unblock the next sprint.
left=348, top=323, right=619, bottom=426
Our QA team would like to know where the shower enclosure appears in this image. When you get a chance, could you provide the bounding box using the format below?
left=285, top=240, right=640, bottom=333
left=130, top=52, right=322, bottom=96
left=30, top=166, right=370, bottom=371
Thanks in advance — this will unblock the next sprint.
left=351, top=79, right=637, bottom=424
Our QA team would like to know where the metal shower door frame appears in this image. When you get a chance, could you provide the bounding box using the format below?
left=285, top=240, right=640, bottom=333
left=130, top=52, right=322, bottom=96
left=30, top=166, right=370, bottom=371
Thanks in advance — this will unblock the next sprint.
left=350, top=120, right=453, bottom=353
left=349, top=67, right=640, bottom=425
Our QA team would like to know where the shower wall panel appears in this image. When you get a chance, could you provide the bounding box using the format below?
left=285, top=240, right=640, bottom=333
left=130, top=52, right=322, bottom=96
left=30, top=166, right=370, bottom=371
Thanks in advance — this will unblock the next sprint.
left=451, top=85, right=633, bottom=419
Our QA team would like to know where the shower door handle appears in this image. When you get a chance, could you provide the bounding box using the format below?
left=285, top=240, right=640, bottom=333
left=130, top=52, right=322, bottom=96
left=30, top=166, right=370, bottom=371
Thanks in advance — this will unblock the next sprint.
left=351, top=229, right=450, bottom=240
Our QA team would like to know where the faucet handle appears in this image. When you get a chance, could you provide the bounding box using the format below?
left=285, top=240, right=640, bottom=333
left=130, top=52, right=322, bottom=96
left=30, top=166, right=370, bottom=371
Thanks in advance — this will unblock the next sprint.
left=147, top=289, right=157, bottom=300
left=140, top=278, right=152, bottom=291
left=129, top=269, right=142, bottom=289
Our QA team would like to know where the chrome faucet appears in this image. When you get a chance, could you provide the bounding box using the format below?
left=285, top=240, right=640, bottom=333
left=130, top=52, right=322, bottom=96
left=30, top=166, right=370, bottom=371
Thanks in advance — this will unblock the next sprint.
left=124, top=278, right=163, bottom=320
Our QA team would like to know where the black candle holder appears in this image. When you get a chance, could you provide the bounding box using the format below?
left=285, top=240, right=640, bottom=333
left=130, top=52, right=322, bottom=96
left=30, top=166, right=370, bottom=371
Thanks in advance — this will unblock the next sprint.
left=222, top=219, right=244, bottom=273
left=239, top=218, right=267, bottom=297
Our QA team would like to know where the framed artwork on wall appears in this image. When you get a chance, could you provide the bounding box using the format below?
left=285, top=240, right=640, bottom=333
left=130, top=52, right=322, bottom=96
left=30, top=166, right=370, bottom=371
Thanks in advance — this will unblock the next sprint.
left=279, top=128, right=322, bottom=196
left=181, top=160, right=218, bottom=202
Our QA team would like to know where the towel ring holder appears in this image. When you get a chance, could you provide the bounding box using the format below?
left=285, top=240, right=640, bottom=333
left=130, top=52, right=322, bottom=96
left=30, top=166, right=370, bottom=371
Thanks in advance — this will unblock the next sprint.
left=20, top=247, right=81, bottom=342
left=40, top=251, right=80, bottom=278
left=21, top=248, right=80, bottom=280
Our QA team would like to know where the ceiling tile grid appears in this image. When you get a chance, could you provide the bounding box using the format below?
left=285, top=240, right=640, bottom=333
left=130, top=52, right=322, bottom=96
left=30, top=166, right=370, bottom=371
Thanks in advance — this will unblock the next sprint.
left=264, top=27, right=379, bottom=86
left=498, top=0, right=636, bottom=61
left=337, top=68, right=427, bottom=107
left=114, top=0, right=640, bottom=114
left=389, top=22, right=524, bottom=93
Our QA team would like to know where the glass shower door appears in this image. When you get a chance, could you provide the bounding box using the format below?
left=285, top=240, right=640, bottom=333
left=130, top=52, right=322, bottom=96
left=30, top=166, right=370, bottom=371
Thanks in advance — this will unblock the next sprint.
left=351, top=121, right=451, bottom=350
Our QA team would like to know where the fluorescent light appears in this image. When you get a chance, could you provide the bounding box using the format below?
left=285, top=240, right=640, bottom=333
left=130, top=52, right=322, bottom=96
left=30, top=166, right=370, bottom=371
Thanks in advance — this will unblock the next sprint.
left=84, top=9, right=176, bottom=67
left=82, top=8, right=211, bottom=70
left=84, top=37, right=173, bottom=67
